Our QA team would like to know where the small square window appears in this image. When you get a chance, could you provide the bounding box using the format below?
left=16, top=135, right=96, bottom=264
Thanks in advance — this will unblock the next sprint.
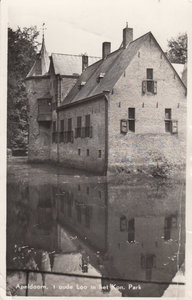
left=165, top=121, right=172, bottom=133
left=78, top=149, right=81, bottom=156
left=98, top=150, right=102, bottom=158
left=165, top=109, right=171, bottom=120
left=147, top=68, right=153, bottom=80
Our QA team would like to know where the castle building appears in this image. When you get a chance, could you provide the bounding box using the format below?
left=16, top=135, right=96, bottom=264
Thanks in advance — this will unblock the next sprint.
left=25, top=25, right=187, bottom=175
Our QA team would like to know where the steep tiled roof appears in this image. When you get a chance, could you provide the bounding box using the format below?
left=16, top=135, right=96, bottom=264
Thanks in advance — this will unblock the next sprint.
left=64, top=32, right=150, bottom=104
left=26, top=37, right=50, bottom=78
left=63, top=32, right=186, bottom=106
left=51, top=53, right=100, bottom=76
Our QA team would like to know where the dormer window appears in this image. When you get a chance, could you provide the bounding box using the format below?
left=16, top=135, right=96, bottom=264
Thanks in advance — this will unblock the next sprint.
left=97, top=72, right=105, bottom=83
left=78, top=81, right=86, bottom=90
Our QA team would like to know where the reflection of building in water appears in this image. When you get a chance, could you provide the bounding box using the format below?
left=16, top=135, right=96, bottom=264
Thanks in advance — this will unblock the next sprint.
left=7, top=173, right=185, bottom=297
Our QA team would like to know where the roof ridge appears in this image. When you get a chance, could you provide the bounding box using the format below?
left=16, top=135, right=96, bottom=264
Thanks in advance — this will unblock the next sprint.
left=51, top=52, right=101, bottom=58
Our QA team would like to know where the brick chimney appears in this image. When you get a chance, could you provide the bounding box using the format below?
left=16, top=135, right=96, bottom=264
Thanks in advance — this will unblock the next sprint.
left=123, top=23, right=133, bottom=48
left=82, top=55, right=88, bottom=71
left=102, top=42, right=111, bottom=59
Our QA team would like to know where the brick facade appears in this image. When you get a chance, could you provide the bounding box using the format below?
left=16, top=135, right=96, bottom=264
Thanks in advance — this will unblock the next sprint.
left=50, top=95, right=107, bottom=174
left=26, top=27, right=186, bottom=174
left=108, top=36, right=186, bottom=170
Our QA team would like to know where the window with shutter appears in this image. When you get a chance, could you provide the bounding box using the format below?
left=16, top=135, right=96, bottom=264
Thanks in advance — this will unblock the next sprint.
left=76, top=116, right=82, bottom=138
left=165, top=109, right=172, bottom=133
left=154, top=81, right=157, bottom=94
left=142, top=81, right=147, bottom=94
left=128, top=108, right=135, bottom=132
left=120, top=119, right=128, bottom=134
left=171, top=120, right=178, bottom=134
left=142, top=69, right=157, bottom=95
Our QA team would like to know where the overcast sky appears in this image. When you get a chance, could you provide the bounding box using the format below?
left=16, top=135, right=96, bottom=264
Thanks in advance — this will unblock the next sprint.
left=8, top=0, right=191, bottom=57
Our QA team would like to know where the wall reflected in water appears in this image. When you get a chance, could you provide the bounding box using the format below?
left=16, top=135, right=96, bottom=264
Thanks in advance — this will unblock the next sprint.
left=7, top=163, right=185, bottom=297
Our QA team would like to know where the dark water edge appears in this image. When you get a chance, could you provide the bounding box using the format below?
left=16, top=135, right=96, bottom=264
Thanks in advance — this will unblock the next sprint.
left=7, top=158, right=185, bottom=297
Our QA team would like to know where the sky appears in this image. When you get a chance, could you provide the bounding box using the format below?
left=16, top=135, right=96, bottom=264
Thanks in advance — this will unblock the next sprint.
left=8, top=0, right=192, bottom=57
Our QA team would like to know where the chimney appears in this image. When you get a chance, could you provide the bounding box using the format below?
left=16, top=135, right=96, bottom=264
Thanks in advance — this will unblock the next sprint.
left=123, top=23, right=133, bottom=48
left=82, top=55, right=88, bottom=71
left=102, top=42, right=111, bottom=59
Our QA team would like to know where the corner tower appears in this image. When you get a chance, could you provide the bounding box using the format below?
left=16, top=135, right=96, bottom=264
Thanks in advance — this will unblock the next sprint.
left=25, top=35, right=52, bottom=161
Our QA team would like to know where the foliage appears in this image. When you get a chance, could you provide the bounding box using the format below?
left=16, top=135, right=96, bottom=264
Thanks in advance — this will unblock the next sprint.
left=8, top=26, right=40, bottom=150
left=167, top=33, right=187, bottom=64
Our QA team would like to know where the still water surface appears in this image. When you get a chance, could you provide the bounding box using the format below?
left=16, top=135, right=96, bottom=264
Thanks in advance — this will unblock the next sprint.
left=7, top=158, right=185, bottom=297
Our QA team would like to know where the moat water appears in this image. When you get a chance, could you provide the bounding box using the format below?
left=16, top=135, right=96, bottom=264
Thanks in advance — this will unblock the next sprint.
left=7, top=158, right=185, bottom=297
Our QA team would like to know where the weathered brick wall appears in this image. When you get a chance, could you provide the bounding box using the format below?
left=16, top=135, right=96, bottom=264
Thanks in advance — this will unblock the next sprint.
left=26, top=77, right=51, bottom=161
left=108, top=37, right=186, bottom=169
left=50, top=97, right=107, bottom=174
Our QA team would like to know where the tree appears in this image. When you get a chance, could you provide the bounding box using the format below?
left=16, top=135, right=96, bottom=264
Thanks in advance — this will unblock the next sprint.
left=7, top=26, right=40, bottom=151
left=167, top=33, right=187, bottom=64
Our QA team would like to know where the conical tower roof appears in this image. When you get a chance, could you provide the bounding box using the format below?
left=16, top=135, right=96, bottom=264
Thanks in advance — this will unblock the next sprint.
left=26, top=36, right=50, bottom=78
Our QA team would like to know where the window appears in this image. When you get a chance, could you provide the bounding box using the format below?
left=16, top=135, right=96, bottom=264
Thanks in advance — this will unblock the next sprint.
left=147, top=68, right=153, bottom=80
left=120, top=119, right=128, bottom=134
left=165, top=108, right=171, bottom=120
left=164, top=214, right=178, bottom=241
left=142, top=68, right=157, bottom=94
left=60, top=120, right=64, bottom=132
left=60, top=119, right=64, bottom=142
left=65, top=118, right=73, bottom=143
left=85, top=115, right=90, bottom=127
left=76, top=116, right=82, bottom=138
left=87, top=149, right=89, bottom=156
left=97, top=73, right=105, bottom=83
left=68, top=118, right=72, bottom=131
left=164, top=109, right=178, bottom=134
left=128, top=108, right=135, bottom=132
left=78, top=149, right=81, bottom=156
left=82, top=115, right=92, bottom=138
left=165, top=109, right=172, bottom=133
left=141, top=254, right=156, bottom=269
left=86, top=187, right=89, bottom=195
left=98, top=150, right=102, bottom=158
left=128, top=218, right=135, bottom=243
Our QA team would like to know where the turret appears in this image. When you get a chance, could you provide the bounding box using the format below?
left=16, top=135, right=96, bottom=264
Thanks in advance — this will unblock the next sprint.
left=25, top=35, right=51, bottom=161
